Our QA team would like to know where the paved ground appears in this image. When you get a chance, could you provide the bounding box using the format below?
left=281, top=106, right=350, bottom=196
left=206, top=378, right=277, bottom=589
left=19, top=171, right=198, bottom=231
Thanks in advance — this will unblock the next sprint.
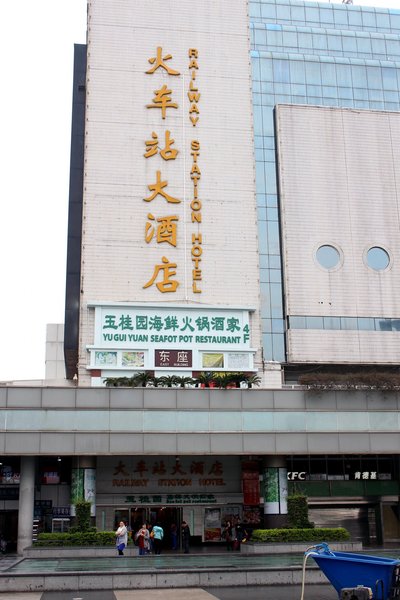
left=0, top=586, right=338, bottom=599
left=1, top=548, right=398, bottom=598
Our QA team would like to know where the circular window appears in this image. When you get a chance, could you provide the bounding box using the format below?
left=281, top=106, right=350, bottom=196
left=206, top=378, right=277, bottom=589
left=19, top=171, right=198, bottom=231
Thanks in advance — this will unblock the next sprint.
left=316, top=245, right=340, bottom=270
left=366, top=246, right=390, bottom=271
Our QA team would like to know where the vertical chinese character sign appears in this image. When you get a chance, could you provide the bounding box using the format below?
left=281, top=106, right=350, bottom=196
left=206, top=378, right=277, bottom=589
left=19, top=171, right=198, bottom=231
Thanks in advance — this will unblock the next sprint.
left=144, top=47, right=181, bottom=294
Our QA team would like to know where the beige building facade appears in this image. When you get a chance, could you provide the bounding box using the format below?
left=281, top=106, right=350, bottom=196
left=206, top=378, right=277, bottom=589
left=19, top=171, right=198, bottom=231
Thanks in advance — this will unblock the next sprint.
left=79, top=0, right=262, bottom=386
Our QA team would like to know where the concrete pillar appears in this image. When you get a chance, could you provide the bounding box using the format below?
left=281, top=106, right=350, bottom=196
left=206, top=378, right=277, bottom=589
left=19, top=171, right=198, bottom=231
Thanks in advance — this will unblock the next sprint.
left=262, top=456, right=288, bottom=528
left=17, top=456, right=36, bottom=554
left=70, top=456, right=96, bottom=517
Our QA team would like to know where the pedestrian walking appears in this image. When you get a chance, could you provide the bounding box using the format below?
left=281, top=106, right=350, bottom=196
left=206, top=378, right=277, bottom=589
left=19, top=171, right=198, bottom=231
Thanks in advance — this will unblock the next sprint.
left=181, top=520, right=190, bottom=554
left=223, top=520, right=234, bottom=551
left=115, top=521, right=128, bottom=556
left=234, top=523, right=248, bottom=551
left=135, top=523, right=150, bottom=556
left=152, top=522, right=164, bottom=554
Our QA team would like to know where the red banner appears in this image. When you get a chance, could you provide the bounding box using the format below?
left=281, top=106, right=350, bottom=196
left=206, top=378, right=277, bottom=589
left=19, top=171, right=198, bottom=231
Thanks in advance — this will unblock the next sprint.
left=242, top=472, right=259, bottom=505
left=155, top=349, right=192, bottom=368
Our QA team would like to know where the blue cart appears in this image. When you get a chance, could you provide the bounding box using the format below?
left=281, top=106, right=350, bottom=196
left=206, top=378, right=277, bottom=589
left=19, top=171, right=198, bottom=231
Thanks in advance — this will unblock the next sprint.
left=306, top=543, right=400, bottom=599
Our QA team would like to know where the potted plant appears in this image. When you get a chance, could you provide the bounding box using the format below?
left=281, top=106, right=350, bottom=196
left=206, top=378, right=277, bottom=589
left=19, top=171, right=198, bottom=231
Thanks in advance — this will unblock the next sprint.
left=158, top=375, right=179, bottom=387
left=174, top=376, right=195, bottom=388
left=194, top=372, right=216, bottom=388
left=132, top=371, right=155, bottom=387
left=246, top=374, right=261, bottom=388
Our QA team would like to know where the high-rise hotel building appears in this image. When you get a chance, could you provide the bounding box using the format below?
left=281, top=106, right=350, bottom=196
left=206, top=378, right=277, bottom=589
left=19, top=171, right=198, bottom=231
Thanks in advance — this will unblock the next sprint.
left=2, top=0, right=400, bottom=552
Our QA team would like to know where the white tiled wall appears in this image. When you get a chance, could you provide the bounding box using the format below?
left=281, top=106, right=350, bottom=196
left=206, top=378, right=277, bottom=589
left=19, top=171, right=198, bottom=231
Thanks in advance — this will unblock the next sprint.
left=276, top=104, right=400, bottom=364
left=78, top=0, right=261, bottom=382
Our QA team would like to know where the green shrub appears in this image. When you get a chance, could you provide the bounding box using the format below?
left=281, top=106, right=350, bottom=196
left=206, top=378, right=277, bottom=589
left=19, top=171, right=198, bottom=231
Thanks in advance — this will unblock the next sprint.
left=35, top=531, right=117, bottom=546
left=299, top=371, right=400, bottom=391
left=287, top=494, right=314, bottom=529
left=251, top=527, right=350, bottom=543
left=73, top=500, right=92, bottom=532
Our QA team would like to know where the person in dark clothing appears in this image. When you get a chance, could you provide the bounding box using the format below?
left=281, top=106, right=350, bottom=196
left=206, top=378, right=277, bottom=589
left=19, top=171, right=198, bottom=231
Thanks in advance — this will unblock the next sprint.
left=170, top=522, right=178, bottom=550
left=223, top=520, right=234, bottom=551
left=234, top=523, right=248, bottom=551
left=181, top=521, right=190, bottom=553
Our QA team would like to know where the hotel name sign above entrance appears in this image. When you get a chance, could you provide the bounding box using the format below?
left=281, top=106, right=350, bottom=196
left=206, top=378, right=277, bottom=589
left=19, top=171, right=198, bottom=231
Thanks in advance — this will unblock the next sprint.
left=88, top=304, right=255, bottom=372
left=142, top=46, right=202, bottom=296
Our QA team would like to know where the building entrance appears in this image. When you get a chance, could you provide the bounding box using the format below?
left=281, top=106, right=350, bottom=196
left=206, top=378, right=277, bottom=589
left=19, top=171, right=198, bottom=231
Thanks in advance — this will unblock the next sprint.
left=148, top=506, right=181, bottom=551
left=382, top=503, right=400, bottom=545
left=114, top=506, right=181, bottom=551
left=0, top=510, right=18, bottom=553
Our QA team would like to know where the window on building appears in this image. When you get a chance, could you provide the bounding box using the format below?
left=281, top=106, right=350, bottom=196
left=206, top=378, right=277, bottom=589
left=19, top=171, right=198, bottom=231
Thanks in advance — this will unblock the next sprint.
left=366, top=246, right=390, bottom=271
left=316, top=245, right=341, bottom=269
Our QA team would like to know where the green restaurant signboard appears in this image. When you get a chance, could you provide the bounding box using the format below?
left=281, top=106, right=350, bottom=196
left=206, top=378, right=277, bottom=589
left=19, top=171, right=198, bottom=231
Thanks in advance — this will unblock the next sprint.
left=87, top=302, right=256, bottom=373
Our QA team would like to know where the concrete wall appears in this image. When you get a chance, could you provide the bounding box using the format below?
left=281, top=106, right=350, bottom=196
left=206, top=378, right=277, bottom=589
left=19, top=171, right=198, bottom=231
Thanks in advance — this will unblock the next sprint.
left=275, top=104, right=400, bottom=364
left=45, top=324, right=66, bottom=381
left=0, top=386, right=399, bottom=456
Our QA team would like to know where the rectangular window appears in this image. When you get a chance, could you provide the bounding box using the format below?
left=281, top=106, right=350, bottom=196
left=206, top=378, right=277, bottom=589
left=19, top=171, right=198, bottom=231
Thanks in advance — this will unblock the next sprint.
left=306, top=316, right=324, bottom=329
left=254, top=28, right=267, bottom=46
left=291, top=6, right=305, bottom=22
left=313, top=34, right=328, bottom=51
left=270, top=283, right=283, bottom=317
left=361, top=11, right=377, bottom=28
left=260, top=57, right=273, bottom=82
left=273, top=59, right=290, bottom=83
left=267, top=206, right=278, bottom=221
left=276, top=4, right=291, bottom=21
left=342, top=36, right=357, bottom=53
left=323, top=317, right=341, bottom=330
left=371, top=37, right=387, bottom=56
left=340, top=317, right=357, bottom=330
left=354, top=87, right=368, bottom=101
left=386, top=39, right=400, bottom=57
left=298, top=32, right=313, bottom=50
left=337, top=64, right=353, bottom=86
left=267, top=221, right=280, bottom=254
left=288, top=316, right=306, bottom=329
left=348, top=11, right=362, bottom=27
left=305, top=61, right=322, bottom=85
left=367, top=67, right=383, bottom=90
left=333, top=8, right=349, bottom=26
left=391, top=319, right=400, bottom=331
left=272, top=319, right=285, bottom=333
left=376, top=319, right=392, bottom=331
left=357, top=317, right=375, bottom=331
left=369, top=89, right=384, bottom=102
left=272, top=333, right=285, bottom=361
left=305, top=7, right=319, bottom=24
left=327, top=34, right=343, bottom=52
left=270, top=269, right=282, bottom=284
left=321, top=63, right=337, bottom=86
left=253, top=105, right=263, bottom=136
left=269, top=255, right=281, bottom=269
left=338, top=86, right=354, bottom=100
left=262, top=318, right=272, bottom=333
left=255, top=161, right=266, bottom=194
left=283, top=31, right=298, bottom=48
left=356, top=37, right=372, bottom=55
left=319, top=8, right=334, bottom=25
left=261, top=3, right=276, bottom=20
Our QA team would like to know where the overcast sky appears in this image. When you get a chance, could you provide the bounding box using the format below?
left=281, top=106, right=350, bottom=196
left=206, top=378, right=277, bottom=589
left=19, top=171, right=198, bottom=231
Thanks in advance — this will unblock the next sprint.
left=0, top=0, right=398, bottom=382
